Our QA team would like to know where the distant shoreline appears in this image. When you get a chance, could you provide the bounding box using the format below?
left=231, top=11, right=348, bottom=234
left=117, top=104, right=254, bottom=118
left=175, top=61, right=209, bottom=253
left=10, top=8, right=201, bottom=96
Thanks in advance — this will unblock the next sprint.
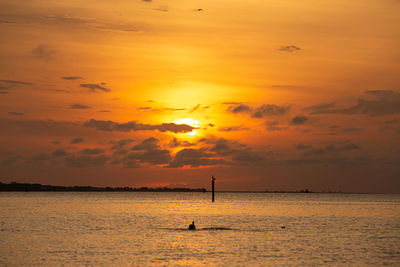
left=0, top=182, right=206, bottom=192
left=0, top=181, right=386, bottom=194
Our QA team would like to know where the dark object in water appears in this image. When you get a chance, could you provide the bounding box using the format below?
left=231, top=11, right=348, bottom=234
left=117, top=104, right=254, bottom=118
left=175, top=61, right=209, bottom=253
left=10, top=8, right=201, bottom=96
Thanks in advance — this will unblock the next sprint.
left=281, top=226, right=286, bottom=229
left=188, top=221, right=196, bottom=230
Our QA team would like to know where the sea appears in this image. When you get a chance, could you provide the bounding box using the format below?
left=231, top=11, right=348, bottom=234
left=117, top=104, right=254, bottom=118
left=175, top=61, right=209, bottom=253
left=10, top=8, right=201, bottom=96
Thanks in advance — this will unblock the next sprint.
left=1, top=192, right=399, bottom=266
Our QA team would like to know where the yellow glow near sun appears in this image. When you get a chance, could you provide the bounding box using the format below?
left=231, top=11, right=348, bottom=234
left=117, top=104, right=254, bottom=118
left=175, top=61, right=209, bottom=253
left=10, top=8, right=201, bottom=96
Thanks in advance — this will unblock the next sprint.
left=174, top=118, right=200, bottom=136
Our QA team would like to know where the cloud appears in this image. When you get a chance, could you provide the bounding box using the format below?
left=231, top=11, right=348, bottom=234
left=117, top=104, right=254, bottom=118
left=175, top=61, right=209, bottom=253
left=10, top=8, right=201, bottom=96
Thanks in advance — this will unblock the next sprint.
left=30, top=153, right=51, bottom=161
left=66, top=154, right=109, bottom=168
left=132, top=137, right=159, bottom=151
left=52, top=149, right=67, bottom=157
left=301, top=143, right=359, bottom=156
left=8, top=112, right=24, bottom=116
left=379, top=118, right=400, bottom=134
left=0, top=79, right=33, bottom=85
left=62, top=76, right=83, bottom=80
left=228, top=103, right=290, bottom=118
left=0, top=13, right=143, bottom=33
left=70, top=137, right=84, bottom=144
left=201, top=138, right=271, bottom=165
left=169, top=148, right=223, bottom=168
left=218, top=125, right=248, bottom=132
left=295, top=143, right=312, bottom=150
left=84, top=119, right=195, bottom=133
left=168, top=138, right=195, bottom=148
left=110, top=139, right=134, bottom=150
left=188, top=104, right=200, bottom=113
left=31, top=45, right=56, bottom=59
left=70, top=104, right=90, bottom=109
left=80, top=148, right=104, bottom=155
left=305, top=102, right=336, bottom=114
left=252, top=104, right=290, bottom=118
left=143, top=0, right=152, bottom=2
left=291, top=115, right=309, bottom=125
left=119, top=137, right=171, bottom=167
left=80, top=83, right=111, bottom=92
left=310, top=90, right=400, bottom=116
left=266, top=121, right=285, bottom=131
left=229, top=104, right=251, bottom=114
left=278, top=45, right=301, bottom=52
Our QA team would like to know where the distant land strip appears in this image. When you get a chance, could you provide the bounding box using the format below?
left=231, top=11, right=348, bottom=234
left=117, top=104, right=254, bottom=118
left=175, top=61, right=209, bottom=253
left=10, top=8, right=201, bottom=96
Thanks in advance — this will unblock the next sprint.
left=0, top=181, right=207, bottom=192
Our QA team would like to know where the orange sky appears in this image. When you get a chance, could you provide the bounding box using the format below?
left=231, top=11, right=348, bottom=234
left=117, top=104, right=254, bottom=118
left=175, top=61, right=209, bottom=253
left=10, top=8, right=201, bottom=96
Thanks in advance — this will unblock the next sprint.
left=1, top=0, right=400, bottom=192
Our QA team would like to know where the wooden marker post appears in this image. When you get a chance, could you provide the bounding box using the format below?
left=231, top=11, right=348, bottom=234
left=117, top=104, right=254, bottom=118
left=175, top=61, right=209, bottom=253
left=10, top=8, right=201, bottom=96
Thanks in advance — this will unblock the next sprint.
left=212, top=176, right=215, bottom=202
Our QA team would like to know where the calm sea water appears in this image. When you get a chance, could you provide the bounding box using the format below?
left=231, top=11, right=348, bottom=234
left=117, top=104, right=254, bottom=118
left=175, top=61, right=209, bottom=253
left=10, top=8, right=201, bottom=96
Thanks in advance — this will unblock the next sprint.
left=1, top=192, right=399, bottom=266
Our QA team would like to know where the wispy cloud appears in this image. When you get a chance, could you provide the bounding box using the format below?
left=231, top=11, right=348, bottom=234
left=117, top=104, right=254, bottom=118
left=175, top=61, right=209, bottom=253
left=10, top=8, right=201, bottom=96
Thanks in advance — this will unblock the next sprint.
left=309, top=90, right=400, bottom=116
left=31, top=45, right=56, bottom=59
left=62, top=76, right=83, bottom=80
left=80, top=83, right=111, bottom=93
left=8, top=112, right=24, bottom=116
left=278, top=45, right=301, bottom=52
left=70, top=104, right=90, bottom=109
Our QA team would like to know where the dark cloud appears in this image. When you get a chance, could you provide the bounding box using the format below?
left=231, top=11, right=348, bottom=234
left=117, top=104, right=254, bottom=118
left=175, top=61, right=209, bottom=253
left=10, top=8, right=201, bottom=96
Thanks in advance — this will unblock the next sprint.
left=100, top=110, right=112, bottom=113
left=278, top=45, right=301, bottom=52
left=168, top=138, right=195, bottom=148
left=169, top=148, right=222, bottom=168
left=229, top=104, right=251, bottom=114
left=0, top=79, right=33, bottom=85
left=84, top=119, right=195, bottom=133
left=138, top=107, right=152, bottom=110
left=310, top=90, right=400, bottom=116
left=70, top=137, right=84, bottom=144
left=119, top=137, right=171, bottom=167
left=218, top=126, right=248, bottom=132
left=252, top=104, right=290, bottom=118
left=132, top=137, right=159, bottom=151
left=8, top=112, right=24, bottom=116
left=143, top=0, right=152, bottom=2
left=31, top=45, right=56, bottom=59
left=301, top=143, right=359, bottom=156
left=80, top=148, right=104, bottom=155
left=266, top=121, right=285, bottom=131
left=70, top=104, right=90, bottom=109
left=80, top=83, right=111, bottom=93
left=52, top=149, right=67, bottom=157
left=62, top=76, right=83, bottom=80
left=55, top=89, right=70, bottom=93
left=291, top=115, right=309, bottom=125
left=379, top=118, right=400, bottom=134
left=30, top=153, right=51, bottom=161
left=295, top=143, right=312, bottom=150
left=0, top=91, right=8, bottom=95
left=201, top=138, right=271, bottom=165
left=65, top=154, right=109, bottom=168
left=0, top=120, right=81, bottom=137
left=228, top=103, right=290, bottom=118
left=110, top=139, right=134, bottom=150
left=305, top=102, right=336, bottom=114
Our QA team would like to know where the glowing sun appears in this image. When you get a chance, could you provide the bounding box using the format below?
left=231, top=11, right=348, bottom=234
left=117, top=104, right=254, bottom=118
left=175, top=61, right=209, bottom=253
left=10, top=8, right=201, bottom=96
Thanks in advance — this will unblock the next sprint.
left=174, top=118, right=200, bottom=136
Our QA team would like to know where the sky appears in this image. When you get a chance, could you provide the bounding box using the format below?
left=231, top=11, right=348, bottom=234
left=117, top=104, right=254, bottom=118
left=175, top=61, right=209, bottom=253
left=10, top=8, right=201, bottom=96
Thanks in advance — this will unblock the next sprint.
left=0, top=0, right=400, bottom=193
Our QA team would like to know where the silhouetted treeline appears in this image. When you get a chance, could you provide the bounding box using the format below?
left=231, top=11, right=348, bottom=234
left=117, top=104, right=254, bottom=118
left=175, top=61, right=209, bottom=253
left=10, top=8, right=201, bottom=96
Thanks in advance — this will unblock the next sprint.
left=0, top=182, right=207, bottom=192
